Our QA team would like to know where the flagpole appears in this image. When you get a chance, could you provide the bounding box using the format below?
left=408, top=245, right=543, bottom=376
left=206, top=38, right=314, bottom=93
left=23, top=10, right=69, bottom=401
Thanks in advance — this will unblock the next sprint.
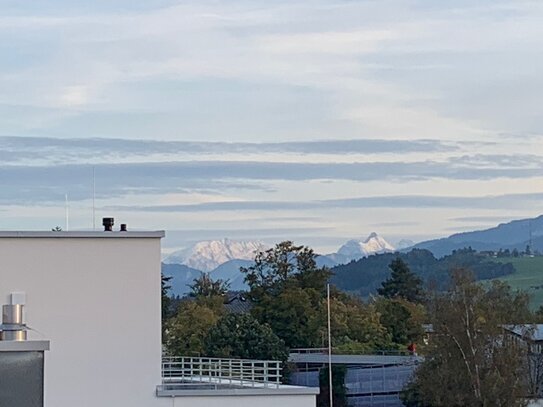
left=327, top=283, right=333, bottom=407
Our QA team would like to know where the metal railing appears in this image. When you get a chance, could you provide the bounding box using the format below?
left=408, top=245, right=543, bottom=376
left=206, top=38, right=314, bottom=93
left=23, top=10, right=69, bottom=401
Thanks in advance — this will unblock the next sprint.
left=160, top=356, right=282, bottom=390
left=290, top=347, right=413, bottom=356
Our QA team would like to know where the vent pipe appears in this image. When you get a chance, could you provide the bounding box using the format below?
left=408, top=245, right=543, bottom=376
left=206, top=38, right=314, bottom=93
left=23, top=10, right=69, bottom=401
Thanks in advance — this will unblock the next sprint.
left=0, top=304, right=27, bottom=341
left=102, top=217, right=114, bottom=232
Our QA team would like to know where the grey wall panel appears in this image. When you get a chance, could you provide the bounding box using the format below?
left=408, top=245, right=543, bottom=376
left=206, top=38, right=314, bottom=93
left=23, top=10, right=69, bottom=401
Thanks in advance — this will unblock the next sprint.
left=0, top=351, right=44, bottom=407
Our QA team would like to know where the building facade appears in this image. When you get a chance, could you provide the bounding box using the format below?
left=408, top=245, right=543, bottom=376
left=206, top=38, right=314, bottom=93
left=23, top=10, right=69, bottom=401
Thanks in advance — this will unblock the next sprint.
left=0, top=229, right=317, bottom=407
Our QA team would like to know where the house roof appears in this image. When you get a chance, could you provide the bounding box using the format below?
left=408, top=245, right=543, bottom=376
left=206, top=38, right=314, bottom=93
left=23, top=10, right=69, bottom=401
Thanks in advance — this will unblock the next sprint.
left=503, top=324, right=543, bottom=342
left=224, top=293, right=253, bottom=314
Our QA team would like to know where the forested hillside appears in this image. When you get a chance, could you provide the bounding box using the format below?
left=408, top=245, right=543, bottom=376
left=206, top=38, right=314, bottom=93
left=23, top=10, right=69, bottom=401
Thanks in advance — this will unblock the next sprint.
left=331, top=248, right=515, bottom=296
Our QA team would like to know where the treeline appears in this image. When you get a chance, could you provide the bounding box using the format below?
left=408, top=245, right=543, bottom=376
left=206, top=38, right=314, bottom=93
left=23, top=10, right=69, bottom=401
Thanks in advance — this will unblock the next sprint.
left=162, top=242, right=426, bottom=366
left=161, top=241, right=543, bottom=407
left=331, top=247, right=515, bottom=296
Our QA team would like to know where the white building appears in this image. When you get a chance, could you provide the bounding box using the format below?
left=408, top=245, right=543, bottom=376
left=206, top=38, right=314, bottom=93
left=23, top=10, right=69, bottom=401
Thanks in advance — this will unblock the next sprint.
left=0, top=227, right=317, bottom=407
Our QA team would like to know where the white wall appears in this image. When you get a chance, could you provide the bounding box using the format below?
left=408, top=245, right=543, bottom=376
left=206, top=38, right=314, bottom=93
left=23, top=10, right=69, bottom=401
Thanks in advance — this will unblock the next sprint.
left=0, top=235, right=169, bottom=407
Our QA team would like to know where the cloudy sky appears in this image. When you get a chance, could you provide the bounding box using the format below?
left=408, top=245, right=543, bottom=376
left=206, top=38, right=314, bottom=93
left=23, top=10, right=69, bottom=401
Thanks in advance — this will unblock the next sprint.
left=0, top=0, right=542, bottom=252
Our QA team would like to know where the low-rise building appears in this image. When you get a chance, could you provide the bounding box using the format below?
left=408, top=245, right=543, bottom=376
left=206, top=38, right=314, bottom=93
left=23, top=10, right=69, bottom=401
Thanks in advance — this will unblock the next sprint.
left=0, top=222, right=317, bottom=407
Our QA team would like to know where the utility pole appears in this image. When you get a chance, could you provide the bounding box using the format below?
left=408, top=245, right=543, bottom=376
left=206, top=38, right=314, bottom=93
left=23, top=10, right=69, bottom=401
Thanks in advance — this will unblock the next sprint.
left=327, top=283, right=333, bottom=407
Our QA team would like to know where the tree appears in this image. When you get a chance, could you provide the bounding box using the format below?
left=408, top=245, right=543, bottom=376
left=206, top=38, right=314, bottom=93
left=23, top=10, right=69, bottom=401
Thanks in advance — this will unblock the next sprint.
left=323, top=292, right=393, bottom=352
left=401, top=269, right=532, bottom=407
left=251, top=286, right=321, bottom=348
left=375, top=297, right=426, bottom=346
left=242, top=241, right=332, bottom=349
left=317, top=365, right=348, bottom=407
left=378, top=258, right=425, bottom=303
left=189, top=273, right=230, bottom=298
left=205, top=313, right=288, bottom=362
left=161, top=273, right=173, bottom=334
left=164, top=299, right=223, bottom=356
left=242, top=241, right=331, bottom=301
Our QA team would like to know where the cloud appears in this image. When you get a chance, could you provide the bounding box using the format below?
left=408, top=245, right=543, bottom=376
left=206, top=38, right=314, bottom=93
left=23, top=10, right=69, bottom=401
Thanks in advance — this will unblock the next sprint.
left=106, top=192, right=543, bottom=213
left=0, top=154, right=542, bottom=205
left=0, top=136, right=456, bottom=164
left=0, top=0, right=542, bottom=246
left=2, top=0, right=543, bottom=142
left=58, top=85, right=89, bottom=107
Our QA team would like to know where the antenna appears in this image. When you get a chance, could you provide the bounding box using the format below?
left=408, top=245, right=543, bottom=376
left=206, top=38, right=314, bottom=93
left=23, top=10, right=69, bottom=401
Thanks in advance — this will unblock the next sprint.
left=65, top=193, right=69, bottom=231
left=92, top=166, right=96, bottom=231
left=327, top=283, right=333, bottom=407
left=529, top=220, right=533, bottom=253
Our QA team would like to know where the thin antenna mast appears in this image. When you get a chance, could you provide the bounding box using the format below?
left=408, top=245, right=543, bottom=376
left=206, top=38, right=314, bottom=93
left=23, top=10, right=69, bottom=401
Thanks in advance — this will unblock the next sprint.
left=92, top=166, right=96, bottom=231
left=65, top=193, right=69, bottom=231
left=529, top=220, right=533, bottom=253
left=327, top=283, right=333, bottom=407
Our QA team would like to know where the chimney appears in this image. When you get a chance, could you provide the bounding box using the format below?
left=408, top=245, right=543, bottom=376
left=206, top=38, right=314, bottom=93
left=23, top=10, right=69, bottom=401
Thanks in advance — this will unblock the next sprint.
left=102, top=217, right=114, bottom=232
left=0, top=293, right=27, bottom=341
left=1, top=305, right=26, bottom=341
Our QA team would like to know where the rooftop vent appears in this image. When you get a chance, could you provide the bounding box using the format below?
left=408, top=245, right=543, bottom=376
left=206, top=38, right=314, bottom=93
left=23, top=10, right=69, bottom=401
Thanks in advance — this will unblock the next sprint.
left=102, top=217, right=114, bottom=232
left=0, top=302, right=27, bottom=341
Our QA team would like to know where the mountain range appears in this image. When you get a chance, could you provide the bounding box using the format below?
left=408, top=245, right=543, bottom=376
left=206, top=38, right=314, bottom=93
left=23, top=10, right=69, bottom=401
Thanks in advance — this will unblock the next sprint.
left=163, top=233, right=397, bottom=295
left=163, top=238, right=267, bottom=272
left=162, top=214, right=543, bottom=296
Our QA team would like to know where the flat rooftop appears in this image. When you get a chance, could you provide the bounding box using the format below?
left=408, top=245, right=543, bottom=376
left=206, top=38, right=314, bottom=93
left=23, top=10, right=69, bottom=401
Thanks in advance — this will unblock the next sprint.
left=289, top=353, right=421, bottom=366
left=0, top=231, right=165, bottom=238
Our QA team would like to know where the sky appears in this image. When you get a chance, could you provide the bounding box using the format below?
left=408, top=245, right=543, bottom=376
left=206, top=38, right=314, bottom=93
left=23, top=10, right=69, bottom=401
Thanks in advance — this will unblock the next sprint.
left=0, top=0, right=542, bottom=253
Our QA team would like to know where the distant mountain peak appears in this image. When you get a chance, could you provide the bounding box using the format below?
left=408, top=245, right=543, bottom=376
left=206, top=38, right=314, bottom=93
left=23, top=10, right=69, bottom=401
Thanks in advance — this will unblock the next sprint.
left=164, top=239, right=267, bottom=272
left=333, top=233, right=395, bottom=263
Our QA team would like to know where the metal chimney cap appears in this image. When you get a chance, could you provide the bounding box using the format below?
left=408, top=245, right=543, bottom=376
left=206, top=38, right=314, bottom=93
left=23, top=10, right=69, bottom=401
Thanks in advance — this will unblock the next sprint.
left=102, top=217, right=114, bottom=231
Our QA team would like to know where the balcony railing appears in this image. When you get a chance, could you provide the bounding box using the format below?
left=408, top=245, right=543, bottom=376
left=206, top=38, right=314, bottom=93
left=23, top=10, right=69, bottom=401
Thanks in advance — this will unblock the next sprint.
left=159, top=356, right=282, bottom=390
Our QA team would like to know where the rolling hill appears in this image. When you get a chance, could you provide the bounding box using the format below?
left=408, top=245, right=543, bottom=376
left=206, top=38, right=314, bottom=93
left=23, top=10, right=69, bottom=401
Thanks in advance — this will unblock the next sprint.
left=412, top=215, right=543, bottom=257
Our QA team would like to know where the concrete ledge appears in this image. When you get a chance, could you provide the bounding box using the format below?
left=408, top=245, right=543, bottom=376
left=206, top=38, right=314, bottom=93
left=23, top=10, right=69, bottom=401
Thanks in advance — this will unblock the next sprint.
left=156, top=386, right=320, bottom=397
left=0, top=231, right=165, bottom=238
left=0, top=340, right=50, bottom=352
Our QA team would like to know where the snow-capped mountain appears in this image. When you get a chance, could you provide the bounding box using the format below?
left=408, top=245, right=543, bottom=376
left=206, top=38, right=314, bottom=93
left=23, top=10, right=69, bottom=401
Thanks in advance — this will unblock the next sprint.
left=326, top=233, right=395, bottom=264
left=163, top=239, right=267, bottom=272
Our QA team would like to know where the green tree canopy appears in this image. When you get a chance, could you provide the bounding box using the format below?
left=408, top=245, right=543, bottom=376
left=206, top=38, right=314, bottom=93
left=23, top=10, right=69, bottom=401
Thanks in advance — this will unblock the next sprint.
left=242, top=241, right=331, bottom=301
left=378, top=258, right=425, bottom=303
left=318, top=365, right=348, bottom=407
left=161, top=273, right=173, bottom=337
left=164, top=298, right=223, bottom=356
left=241, top=241, right=332, bottom=349
left=375, top=297, right=426, bottom=346
left=205, top=313, right=288, bottom=362
left=189, top=273, right=230, bottom=298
